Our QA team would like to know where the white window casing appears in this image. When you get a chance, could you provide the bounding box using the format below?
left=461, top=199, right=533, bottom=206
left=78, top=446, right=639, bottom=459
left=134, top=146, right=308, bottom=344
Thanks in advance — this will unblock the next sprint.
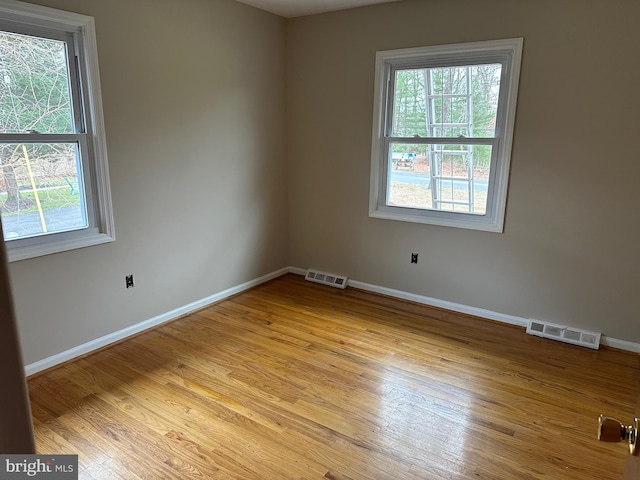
left=0, top=0, right=114, bottom=261
left=369, top=38, right=523, bottom=232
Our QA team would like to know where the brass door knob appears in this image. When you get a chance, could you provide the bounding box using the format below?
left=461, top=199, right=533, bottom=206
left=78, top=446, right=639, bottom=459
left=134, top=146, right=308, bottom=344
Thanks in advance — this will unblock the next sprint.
left=598, top=414, right=639, bottom=456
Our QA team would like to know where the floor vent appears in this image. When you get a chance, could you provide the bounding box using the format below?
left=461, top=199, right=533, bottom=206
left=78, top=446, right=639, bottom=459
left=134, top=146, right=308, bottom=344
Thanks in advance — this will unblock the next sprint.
left=305, top=269, right=348, bottom=289
left=526, top=319, right=601, bottom=350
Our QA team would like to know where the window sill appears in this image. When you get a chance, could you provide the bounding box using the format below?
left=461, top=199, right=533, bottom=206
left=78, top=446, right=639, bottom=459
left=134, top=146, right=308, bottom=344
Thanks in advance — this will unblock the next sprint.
left=7, top=231, right=115, bottom=262
left=369, top=206, right=504, bottom=233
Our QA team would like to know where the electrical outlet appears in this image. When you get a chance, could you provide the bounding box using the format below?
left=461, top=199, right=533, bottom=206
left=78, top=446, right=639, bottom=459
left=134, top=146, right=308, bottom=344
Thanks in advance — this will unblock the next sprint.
left=125, top=274, right=134, bottom=289
left=411, top=253, right=418, bottom=264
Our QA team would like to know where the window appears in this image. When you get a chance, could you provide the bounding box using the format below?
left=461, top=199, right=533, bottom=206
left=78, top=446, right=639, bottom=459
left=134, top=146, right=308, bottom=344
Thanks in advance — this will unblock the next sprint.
left=0, top=1, right=114, bottom=261
left=369, top=38, right=523, bottom=232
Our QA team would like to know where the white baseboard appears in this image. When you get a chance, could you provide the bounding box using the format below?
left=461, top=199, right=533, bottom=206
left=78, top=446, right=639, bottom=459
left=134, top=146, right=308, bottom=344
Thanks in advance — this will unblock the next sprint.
left=289, top=267, right=640, bottom=354
left=26, top=265, right=639, bottom=377
left=599, top=337, right=640, bottom=353
left=288, top=266, right=307, bottom=276
left=25, top=267, right=290, bottom=376
left=348, top=278, right=529, bottom=328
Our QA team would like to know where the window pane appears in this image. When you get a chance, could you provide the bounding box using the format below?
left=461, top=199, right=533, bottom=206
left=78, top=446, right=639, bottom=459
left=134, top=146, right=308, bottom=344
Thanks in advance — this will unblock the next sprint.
left=387, top=143, right=490, bottom=214
left=391, top=64, right=502, bottom=138
left=0, top=31, right=74, bottom=134
left=0, top=143, right=87, bottom=240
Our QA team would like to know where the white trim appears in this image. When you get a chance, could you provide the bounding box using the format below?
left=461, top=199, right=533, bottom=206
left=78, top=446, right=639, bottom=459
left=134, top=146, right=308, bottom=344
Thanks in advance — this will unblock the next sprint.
left=600, top=337, right=640, bottom=354
left=0, top=0, right=115, bottom=261
left=80, top=15, right=115, bottom=242
left=25, top=265, right=640, bottom=377
left=289, top=266, right=308, bottom=276
left=0, top=0, right=92, bottom=30
left=290, top=267, right=640, bottom=353
left=24, top=267, right=290, bottom=376
left=374, top=38, right=525, bottom=61
left=7, top=231, right=113, bottom=262
left=368, top=208, right=504, bottom=232
left=348, top=277, right=528, bottom=327
left=369, top=38, right=523, bottom=233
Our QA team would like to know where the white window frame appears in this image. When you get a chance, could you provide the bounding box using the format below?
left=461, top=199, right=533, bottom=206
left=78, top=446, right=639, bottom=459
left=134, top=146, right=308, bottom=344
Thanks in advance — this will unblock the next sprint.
left=0, top=0, right=114, bottom=261
left=369, top=38, right=523, bottom=232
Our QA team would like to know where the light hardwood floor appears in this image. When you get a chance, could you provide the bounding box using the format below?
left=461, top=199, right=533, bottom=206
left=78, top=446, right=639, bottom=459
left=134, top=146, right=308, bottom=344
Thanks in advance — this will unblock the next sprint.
left=28, top=274, right=639, bottom=479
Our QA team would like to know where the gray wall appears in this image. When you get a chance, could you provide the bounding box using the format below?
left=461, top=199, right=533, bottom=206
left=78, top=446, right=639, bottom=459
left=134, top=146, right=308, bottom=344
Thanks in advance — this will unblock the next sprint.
left=10, top=0, right=288, bottom=365
left=286, top=0, right=640, bottom=343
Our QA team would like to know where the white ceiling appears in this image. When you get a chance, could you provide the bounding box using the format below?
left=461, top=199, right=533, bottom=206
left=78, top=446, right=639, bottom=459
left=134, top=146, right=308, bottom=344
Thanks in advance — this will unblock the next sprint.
left=233, top=0, right=404, bottom=18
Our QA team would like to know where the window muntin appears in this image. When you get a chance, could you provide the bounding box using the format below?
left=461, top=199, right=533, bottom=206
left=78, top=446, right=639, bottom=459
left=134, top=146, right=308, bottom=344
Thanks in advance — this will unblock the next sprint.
left=0, top=1, right=114, bottom=260
left=370, top=39, right=523, bottom=232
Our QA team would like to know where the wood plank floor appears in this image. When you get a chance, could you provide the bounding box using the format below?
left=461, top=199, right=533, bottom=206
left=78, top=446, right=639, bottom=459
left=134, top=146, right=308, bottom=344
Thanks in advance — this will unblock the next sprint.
left=28, top=274, right=639, bottom=479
